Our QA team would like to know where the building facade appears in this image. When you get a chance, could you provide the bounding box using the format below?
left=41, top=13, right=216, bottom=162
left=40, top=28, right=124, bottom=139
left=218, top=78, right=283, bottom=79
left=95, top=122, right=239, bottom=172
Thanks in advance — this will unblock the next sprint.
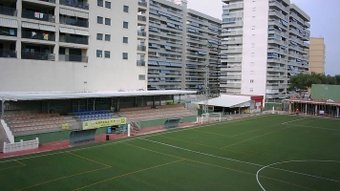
left=147, top=0, right=221, bottom=95
left=309, top=37, right=325, bottom=74
left=0, top=0, right=148, bottom=92
left=0, top=0, right=221, bottom=95
left=221, top=0, right=310, bottom=100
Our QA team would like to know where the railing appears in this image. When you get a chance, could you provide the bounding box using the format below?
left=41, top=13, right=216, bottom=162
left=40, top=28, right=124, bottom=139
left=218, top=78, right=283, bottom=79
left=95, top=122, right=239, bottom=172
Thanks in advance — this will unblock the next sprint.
left=59, top=54, right=88, bottom=62
left=22, top=30, right=55, bottom=41
left=0, top=5, right=16, bottom=16
left=0, top=50, right=17, bottom=58
left=60, top=0, right=89, bottom=10
left=22, top=52, right=55, bottom=61
left=22, top=10, right=55, bottom=22
left=59, top=35, right=88, bottom=45
left=59, top=17, right=88, bottom=28
left=3, top=138, right=39, bottom=153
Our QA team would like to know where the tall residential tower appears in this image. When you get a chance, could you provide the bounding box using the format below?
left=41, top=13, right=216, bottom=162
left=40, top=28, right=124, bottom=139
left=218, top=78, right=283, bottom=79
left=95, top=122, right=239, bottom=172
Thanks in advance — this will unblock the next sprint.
left=309, top=37, right=325, bottom=74
left=221, top=0, right=310, bottom=100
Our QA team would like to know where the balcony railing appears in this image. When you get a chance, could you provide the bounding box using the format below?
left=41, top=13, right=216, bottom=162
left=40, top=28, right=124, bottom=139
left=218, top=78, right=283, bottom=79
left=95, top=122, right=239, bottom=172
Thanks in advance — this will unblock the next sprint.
left=0, top=5, right=16, bottom=16
left=60, top=0, right=89, bottom=10
left=0, top=49, right=16, bottom=58
left=138, top=15, right=147, bottom=22
left=137, top=31, right=146, bottom=37
left=22, top=51, right=55, bottom=61
left=22, top=30, right=55, bottom=41
left=59, top=54, right=88, bottom=62
left=59, top=35, right=88, bottom=45
left=22, top=10, right=55, bottom=22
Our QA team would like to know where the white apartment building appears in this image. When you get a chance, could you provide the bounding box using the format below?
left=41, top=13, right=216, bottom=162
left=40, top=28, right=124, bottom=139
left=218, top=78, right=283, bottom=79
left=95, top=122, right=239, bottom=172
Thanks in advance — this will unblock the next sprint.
left=0, top=0, right=147, bottom=92
left=147, top=0, right=221, bottom=94
left=221, top=0, right=310, bottom=100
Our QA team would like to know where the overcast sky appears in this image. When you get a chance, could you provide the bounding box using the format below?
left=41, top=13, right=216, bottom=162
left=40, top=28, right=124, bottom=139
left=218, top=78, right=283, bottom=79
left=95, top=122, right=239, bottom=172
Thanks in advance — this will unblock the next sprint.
left=187, top=0, right=340, bottom=76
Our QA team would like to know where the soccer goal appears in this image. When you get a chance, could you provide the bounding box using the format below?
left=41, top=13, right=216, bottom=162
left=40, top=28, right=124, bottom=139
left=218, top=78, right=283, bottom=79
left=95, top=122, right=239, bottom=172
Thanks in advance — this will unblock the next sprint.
left=198, top=112, right=222, bottom=124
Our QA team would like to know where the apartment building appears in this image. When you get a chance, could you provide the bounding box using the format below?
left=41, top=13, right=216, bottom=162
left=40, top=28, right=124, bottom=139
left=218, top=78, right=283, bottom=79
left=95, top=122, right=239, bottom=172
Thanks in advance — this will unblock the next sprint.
left=221, top=0, right=310, bottom=100
left=309, top=37, right=325, bottom=74
left=0, top=0, right=147, bottom=92
left=147, top=0, right=221, bottom=95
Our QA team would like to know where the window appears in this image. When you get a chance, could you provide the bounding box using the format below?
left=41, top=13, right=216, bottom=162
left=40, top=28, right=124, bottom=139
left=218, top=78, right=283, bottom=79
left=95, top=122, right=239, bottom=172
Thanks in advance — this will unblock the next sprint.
left=139, top=75, right=146, bottom=80
left=122, top=52, right=128, bottom=60
left=96, top=50, right=103, bottom=58
left=123, top=36, right=128, bottom=43
left=123, top=5, right=129, bottom=13
left=97, top=16, right=103, bottom=24
left=105, top=1, right=111, bottom=9
left=104, top=51, right=110, bottom=58
left=123, top=21, right=128, bottom=29
left=105, top=34, right=111, bottom=41
left=97, top=0, right=103, bottom=7
left=97, top=33, right=103, bottom=40
left=105, top=18, right=111, bottom=26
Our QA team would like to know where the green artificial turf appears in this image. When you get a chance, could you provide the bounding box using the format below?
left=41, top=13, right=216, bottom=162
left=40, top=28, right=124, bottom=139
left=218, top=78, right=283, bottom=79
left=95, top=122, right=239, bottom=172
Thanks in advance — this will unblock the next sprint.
left=1, top=115, right=339, bottom=191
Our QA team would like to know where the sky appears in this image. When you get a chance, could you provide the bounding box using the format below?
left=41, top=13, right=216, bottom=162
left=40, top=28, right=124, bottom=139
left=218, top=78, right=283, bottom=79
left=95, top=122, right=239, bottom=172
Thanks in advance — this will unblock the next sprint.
left=187, top=0, right=340, bottom=76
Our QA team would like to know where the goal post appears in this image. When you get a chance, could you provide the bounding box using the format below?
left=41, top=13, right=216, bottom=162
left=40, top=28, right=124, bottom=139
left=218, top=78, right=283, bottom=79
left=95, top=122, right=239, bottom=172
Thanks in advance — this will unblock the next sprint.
left=198, top=112, right=222, bottom=124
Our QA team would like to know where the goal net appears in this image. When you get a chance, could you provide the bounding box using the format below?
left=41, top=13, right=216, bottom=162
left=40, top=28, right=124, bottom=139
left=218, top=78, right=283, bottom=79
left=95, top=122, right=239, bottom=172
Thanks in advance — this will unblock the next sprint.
left=199, top=112, right=222, bottom=124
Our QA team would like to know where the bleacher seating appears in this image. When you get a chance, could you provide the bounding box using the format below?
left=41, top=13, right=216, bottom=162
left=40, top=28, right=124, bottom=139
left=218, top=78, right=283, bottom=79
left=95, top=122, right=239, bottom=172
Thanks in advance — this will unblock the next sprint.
left=73, top=110, right=116, bottom=121
left=4, top=112, right=78, bottom=136
left=119, top=104, right=196, bottom=122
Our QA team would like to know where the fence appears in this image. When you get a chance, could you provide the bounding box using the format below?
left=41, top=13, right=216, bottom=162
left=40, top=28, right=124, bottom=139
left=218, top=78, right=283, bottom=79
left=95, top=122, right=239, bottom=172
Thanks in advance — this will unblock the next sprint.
left=1, top=119, right=14, bottom=143
left=3, top=138, right=39, bottom=153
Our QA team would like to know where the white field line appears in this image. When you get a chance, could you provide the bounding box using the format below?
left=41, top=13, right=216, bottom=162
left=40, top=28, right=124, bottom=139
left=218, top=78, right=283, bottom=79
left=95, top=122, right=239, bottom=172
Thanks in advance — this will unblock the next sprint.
left=140, top=138, right=340, bottom=189
left=288, top=124, right=340, bottom=132
left=256, top=160, right=340, bottom=191
left=281, top=117, right=306, bottom=125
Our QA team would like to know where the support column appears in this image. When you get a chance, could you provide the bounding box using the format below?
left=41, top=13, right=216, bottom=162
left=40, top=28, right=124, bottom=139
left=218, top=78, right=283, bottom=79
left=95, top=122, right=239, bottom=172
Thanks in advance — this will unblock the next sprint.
left=337, top=106, right=339, bottom=118
left=93, top=99, right=96, bottom=111
left=315, top=105, right=318, bottom=116
left=305, top=103, right=307, bottom=115
left=288, top=102, right=292, bottom=114
left=1, top=100, right=4, bottom=119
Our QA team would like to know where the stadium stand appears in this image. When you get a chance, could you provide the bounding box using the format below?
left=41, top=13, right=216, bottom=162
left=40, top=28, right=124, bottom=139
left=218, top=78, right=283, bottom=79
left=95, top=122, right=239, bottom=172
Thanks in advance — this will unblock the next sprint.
left=119, top=104, right=196, bottom=122
left=0, top=122, right=8, bottom=151
left=4, top=112, right=79, bottom=136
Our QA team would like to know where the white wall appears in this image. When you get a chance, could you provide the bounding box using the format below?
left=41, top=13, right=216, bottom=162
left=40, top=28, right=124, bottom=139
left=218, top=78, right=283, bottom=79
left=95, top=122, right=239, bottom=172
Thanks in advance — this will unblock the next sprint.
left=240, top=0, right=269, bottom=97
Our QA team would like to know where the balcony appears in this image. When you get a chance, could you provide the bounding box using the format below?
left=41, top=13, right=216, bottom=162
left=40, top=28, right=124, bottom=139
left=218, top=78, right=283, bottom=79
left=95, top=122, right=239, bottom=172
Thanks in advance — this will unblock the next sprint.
left=59, top=54, right=88, bottom=62
left=137, top=45, right=146, bottom=51
left=22, top=10, right=55, bottom=22
left=0, top=49, right=16, bottom=58
left=138, top=15, right=147, bottom=22
left=22, top=51, right=55, bottom=61
left=59, top=34, right=88, bottom=45
left=138, top=1, right=147, bottom=7
left=60, top=0, right=89, bottom=10
left=22, top=30, right=55, bottom=41
left=59, top=16, right=88, bottom=28
left=137, top=31, right=146, bottom=37
left=136, top=60, right=146, bottom=66
left=0, top=5, right=16, bottom=16
left=39, top=0, right=56, bottom=3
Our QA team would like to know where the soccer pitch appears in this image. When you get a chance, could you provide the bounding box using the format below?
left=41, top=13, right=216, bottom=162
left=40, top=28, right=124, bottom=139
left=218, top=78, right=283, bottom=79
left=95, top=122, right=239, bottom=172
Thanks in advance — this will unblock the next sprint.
left=1, top=115, right=340, bottom=191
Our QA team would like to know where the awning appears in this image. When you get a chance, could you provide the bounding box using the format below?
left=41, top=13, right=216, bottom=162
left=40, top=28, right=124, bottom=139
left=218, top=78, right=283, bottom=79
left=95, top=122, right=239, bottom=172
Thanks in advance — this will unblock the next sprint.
left=196, top=94, right=252, bottom=108
left=0, top=18, right=18, bottom=28
left=60, top=27, right=75, bottom=34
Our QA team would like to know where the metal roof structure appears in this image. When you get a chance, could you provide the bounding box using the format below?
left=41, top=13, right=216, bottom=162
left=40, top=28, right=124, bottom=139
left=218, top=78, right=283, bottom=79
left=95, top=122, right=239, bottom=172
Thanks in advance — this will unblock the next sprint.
left=0, top=90, right=196, bottom=101
left=196, top=94, right=252, bottom=108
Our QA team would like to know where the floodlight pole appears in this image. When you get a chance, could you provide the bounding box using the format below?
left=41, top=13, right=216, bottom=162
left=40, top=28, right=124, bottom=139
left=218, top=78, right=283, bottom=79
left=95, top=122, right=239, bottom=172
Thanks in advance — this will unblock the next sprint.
left=203, top=63, right=209, bottom=115
left=1, top=100, right=4, bottom=119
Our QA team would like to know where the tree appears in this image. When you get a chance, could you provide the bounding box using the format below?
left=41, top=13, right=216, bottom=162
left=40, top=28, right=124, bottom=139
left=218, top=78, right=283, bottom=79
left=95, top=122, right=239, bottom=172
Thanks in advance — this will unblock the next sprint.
left=289, top=73, right=340, bottom=92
